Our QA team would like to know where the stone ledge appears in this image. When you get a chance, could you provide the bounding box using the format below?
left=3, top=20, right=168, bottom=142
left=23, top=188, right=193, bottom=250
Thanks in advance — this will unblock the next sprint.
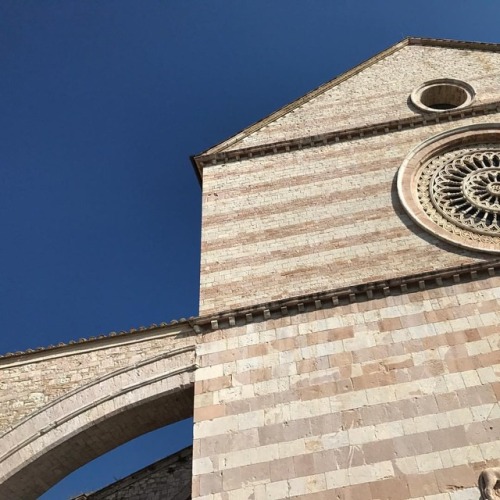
left=3, top=258, right=499, bottom=360
left=194, top=258, right=500, bottom=333
left=193, top=100, right=500, bottom=174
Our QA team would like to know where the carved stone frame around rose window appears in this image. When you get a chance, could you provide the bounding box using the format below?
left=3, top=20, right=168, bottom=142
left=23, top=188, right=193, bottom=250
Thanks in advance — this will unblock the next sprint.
left=397, top=124, right=500, bottom=254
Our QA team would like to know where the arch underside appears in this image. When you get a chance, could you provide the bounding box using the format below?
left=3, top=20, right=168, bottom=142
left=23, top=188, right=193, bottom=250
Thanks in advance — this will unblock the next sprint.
left=0, top=383, right=194, bottom=499
left=0, top=344, right=196, bottom=500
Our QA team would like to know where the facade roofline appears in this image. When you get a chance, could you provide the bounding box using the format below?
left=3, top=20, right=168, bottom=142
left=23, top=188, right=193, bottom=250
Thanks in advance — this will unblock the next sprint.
left=192, top=37, right=500, bottom=178
left=3, top=257, right=499, bottom=361
left=194, top=100, right=500, bottom=171
left=0, top=320, right=195, bottom=363
left=194, top=257, right=500, bottom=333
left=407, top=36, right=500, bottom=51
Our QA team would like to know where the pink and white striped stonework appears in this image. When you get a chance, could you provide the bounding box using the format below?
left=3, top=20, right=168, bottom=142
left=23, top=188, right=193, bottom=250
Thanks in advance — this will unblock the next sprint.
left=193, top=277, right=499, bottom=499
left=192, top=38, right=500, bottom=499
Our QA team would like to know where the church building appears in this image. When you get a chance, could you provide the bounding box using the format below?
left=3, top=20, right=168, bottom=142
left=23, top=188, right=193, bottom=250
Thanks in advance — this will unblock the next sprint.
left=189, top=36, right=500, bottom=500
left=0, top=37, right=499, bottom=500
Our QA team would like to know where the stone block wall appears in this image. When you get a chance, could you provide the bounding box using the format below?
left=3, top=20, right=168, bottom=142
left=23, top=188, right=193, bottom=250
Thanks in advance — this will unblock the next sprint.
left=192, top=276, right=500, bottom=499
left=199, top=113, right=500, bottom=315
left=0, top=324, right=195, bottom=433
left=77, top=446, right=192, bottom=500
left=0, top=324, right=196, bottom=499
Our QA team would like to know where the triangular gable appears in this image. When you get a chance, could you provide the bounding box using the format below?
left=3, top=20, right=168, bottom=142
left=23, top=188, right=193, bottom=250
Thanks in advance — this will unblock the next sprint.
left=193, top=37, right=500, bottom=176
left=200, top=38, right=408, bottom=156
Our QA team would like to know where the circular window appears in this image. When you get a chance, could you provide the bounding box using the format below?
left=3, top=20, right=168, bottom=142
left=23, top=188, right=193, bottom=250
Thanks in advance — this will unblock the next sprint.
left=398, top=125, right=500, bottom=254
left=411, top=79, right=475, bottom=113
left=421, top=148, right=500, bottom=235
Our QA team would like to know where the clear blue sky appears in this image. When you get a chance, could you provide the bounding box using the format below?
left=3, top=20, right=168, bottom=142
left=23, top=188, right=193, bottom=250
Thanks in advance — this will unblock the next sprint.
left=1, top=1, right=498, bottom=498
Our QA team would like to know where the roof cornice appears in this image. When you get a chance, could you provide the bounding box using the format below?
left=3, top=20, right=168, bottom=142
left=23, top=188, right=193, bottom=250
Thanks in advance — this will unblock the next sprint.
left=407, top=37, right=500, bottom=52
left=193, top=99, right=500, bottom=173
left=192, top=37, right=500, bottom=177
left=3, top=257, right=499, bottom=361
left=194, top=257, right=500, bottom=333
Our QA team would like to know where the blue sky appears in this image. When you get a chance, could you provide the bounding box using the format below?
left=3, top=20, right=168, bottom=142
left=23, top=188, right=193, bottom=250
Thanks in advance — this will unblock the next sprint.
left=1, top=1, right=499, bottom=498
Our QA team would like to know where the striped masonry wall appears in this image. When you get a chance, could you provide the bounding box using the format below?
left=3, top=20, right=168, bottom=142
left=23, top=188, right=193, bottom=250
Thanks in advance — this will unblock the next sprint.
left=217, top=45, right=500, bottom=152
left=192, top=277, right=500, bottom=499
left=199, top=113, right=500, bottom=315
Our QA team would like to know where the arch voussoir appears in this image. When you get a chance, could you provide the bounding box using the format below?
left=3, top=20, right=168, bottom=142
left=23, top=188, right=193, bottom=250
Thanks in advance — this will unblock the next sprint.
left=0, top=346, right=196, bottom=500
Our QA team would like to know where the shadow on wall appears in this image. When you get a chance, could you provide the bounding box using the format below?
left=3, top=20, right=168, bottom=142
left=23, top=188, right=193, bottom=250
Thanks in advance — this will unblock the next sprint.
left=389, top=173, right=490, bottom=261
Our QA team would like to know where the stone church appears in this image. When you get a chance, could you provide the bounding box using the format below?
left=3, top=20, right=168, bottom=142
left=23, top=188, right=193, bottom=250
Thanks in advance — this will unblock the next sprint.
left=0, top=37, right=499, bottom=499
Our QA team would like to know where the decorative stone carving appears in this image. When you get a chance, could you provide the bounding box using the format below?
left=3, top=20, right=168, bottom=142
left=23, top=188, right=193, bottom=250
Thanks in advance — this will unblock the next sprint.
left=478, top=467, right=500, bottom=500
left=418, top=146, right=500, bottom=237
left=398, top=125, right=500, bottom=254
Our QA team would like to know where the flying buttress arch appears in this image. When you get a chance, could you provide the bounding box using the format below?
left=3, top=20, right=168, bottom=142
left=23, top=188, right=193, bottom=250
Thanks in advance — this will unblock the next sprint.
left=0, top=345, right=196, bottom=499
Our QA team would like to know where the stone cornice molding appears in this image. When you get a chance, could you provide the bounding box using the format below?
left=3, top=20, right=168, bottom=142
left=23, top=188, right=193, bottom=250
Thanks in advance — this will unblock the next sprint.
left=192, top=258, right=500, bottom=333
left=0, top=322, right=194, bottom=366
left=2, top=258, right=499, bottom=360
left=407, top=37, right=500, bottom=52
left=192, top=36, right=500, bottom=179
left=193, top=100, right=500, bottom=176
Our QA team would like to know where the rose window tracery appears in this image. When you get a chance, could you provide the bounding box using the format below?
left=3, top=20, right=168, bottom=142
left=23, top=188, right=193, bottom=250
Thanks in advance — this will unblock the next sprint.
left=419, top=148, right=500, bottom=236
left=398, top=127, right=500, bottom=254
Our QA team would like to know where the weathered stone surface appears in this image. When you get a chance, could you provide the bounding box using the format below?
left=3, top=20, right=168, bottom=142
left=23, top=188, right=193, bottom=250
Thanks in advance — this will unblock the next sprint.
left=193, top=277, right=500, bottom=499
left=75, top=446, right=192, bottom=500
left=0, top=325, right=197, bottom=499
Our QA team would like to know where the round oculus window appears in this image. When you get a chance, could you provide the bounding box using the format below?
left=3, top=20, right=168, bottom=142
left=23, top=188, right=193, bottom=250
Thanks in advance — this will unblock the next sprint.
left=398, top=125, right=500, bottom=254
left=410, top=79, right=475, bottom=113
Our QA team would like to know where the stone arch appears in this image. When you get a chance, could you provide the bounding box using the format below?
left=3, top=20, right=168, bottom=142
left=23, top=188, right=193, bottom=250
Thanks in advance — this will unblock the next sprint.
left=0, top=346, right=196, bottom=499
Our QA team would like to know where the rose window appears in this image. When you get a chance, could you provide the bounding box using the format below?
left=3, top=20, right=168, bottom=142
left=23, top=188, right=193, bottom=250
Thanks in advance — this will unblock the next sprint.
left=420, top=149, right=500, bottom=235
left=398, top=128, right=500, bottom=254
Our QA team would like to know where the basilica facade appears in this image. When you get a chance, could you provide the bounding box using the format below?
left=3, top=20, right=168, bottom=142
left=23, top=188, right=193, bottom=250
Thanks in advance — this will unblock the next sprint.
left=0, top=37, right=499, bottom=500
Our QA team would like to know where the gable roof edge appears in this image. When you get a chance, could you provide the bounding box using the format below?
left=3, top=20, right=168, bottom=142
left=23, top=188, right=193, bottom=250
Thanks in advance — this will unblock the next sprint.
left=192, top=36, right=500, bottom=179
left=195, top=38, right=410, bottom=160
left=408, top=36, right=500, bottom=52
